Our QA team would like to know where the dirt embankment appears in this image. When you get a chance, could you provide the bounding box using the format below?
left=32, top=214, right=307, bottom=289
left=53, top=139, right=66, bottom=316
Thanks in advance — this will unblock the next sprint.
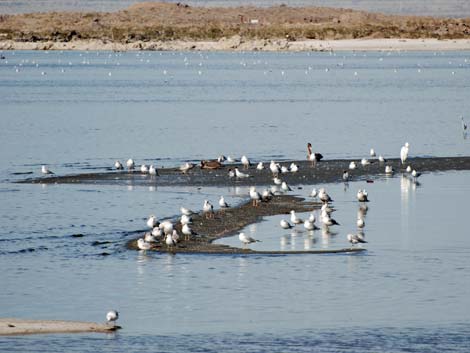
left=0, top=2, right=469, bottom=46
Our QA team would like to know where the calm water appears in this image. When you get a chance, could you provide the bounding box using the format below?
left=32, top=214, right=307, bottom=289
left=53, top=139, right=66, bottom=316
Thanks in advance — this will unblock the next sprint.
left=1, top=51, right=470, bottom=351
left=1, top=0, right=470, bottom=17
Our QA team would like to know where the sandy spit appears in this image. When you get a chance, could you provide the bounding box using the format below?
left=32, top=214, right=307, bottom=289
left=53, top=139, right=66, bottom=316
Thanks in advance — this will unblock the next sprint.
left=2, top=38, right=470, bottom=51
left=0, top=318, right=120, bottom=336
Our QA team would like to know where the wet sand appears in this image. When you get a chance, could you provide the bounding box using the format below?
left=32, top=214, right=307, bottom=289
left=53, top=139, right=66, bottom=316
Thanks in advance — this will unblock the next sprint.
left=2, top=38, right=470, bottom=51
left=126, top=194, right=365, bottom=255
left=0, top=318, right=120, bottom=336
left=22, top=156, right=470, bottom=188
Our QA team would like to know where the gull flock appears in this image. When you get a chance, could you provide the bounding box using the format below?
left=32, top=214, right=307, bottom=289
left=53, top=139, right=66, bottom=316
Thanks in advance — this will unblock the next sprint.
left=129, top=141, right=423, bottom=252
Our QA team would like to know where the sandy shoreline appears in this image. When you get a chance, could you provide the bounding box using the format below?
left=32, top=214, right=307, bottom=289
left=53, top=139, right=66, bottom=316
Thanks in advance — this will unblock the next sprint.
left=0, top=318, right=120, bottom=335
left=2, top=38, right=470, bottom=51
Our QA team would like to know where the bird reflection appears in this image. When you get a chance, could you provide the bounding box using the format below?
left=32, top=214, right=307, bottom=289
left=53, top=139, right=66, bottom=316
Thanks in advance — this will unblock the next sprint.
left=280, top=235, right=289, bottom=250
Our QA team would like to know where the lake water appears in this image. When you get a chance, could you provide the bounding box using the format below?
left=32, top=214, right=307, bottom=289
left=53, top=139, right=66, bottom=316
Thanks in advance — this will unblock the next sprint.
left=1, top=50, right=470, bottom=351
left=1, top=0, right=470, bottom=18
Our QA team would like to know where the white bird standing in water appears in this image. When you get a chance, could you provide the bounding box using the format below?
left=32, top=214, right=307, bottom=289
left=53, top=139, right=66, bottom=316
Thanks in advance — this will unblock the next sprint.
left=140, top=164, right=149, bottom=173
left=310, top=188, right=318, bottom=198
left=149, top=165, right=158, bottom=176
left=126, top=158, right=135, bottom=170
left=304, top=219, right=318, bottom=231
left=239, top=232, right=260, bottom=245
left=290, top=210, right=303, bottom=225
left=114, top=160, right=123, bottom=170
left=347, top=233, right=367, bottom=245
left=400, top=142, right=410, bottom=165
left=385, top=165, right=394, bottom=174
left=256, top=162, right=264, bottom=170
left=281, top=181, right=292, bottom=192
left=280, top=219, right=293, bottom=229
left=106, top=310, right=119, bottom=326
left=357, top=218, right=365, bottom=229
left=318, top=188, right=333, bottom=203
left=41, top=165, right=54, bottom=174
left=349, top=161, right=357, bottom=170
left=357, top=189, right=369, bottom=202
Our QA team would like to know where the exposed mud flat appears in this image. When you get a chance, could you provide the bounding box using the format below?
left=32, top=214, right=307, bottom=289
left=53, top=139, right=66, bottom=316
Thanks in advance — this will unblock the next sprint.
left=21, top=156, right=470, bottom=187
left=126, top=194, right=364, bottom=255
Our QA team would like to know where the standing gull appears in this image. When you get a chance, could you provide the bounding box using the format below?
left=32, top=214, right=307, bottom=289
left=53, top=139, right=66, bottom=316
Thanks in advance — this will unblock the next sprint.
left=41, top=165, right=54, bottom=175
left=400, top=142, right=410, bottom=165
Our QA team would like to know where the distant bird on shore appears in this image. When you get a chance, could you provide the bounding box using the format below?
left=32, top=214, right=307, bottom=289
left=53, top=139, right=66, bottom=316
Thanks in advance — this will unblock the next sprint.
left=217, top=155, right=226, bottom=163
left=342, top=170, right=349, bottom=181
left=179, top=162, right=195, bottom=174
left=235, top=168, right=250, bottom=178
left=307, top=143, right=323, bottom=166
left=241, top=155, right=250, bottom=169
left=400, top=142, right=410, bottom=165
left=219, top=195, right=229, bottom=208
left=137, top=238, right=151, bottom=251
left=249, top=186, right=262, bottom=206
left=106, top=310, right=119, bottom=326
left=182, top=224, right=196, bottom=240
left=126, top=158, right=135, bottom=170
left=140, top=164, right=149, bottom=173
left=200, top=160, right=223, bottom=169
left=378, top=155, right=386, bottom=163
left=114, top=160, right=123, bottom=170
left=180, top=214, right=192, bottom=225
left=165, top=233, right=177, bottom=247
left=203, top=200, right=214, bottom=218
left=227, top=156, right=237, bottom=163
left=256, top=162, right=264, bottom=170
left=146, top=215, right=158, bottom=228
left=385, top=165, right=394, bottom=174
left=288, top=163, right=298, bottom=173
left=239, top=232, right=260, bottom=245
left=280, top=219, right=293, bottom=229
left=370, top=148, right=376, bottom=157
left=361, top=158, right=370, bottom=166
left=41, top=165, right=54, bottom=175
left=411, top=169, right=422, bottom=180
left=270, top=161, right=281, bottom=176
left=149, top=165, right=158, bottom=176
left=406, top=165, right=412, bottom=173
left=180, top=207, right=193, bottom=216
left=349, top=161, right=357, bottom=170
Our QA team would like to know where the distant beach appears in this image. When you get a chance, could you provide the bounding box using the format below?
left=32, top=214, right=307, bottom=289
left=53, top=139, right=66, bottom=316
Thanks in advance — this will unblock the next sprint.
left=1, top=2, right=470, bottom=52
